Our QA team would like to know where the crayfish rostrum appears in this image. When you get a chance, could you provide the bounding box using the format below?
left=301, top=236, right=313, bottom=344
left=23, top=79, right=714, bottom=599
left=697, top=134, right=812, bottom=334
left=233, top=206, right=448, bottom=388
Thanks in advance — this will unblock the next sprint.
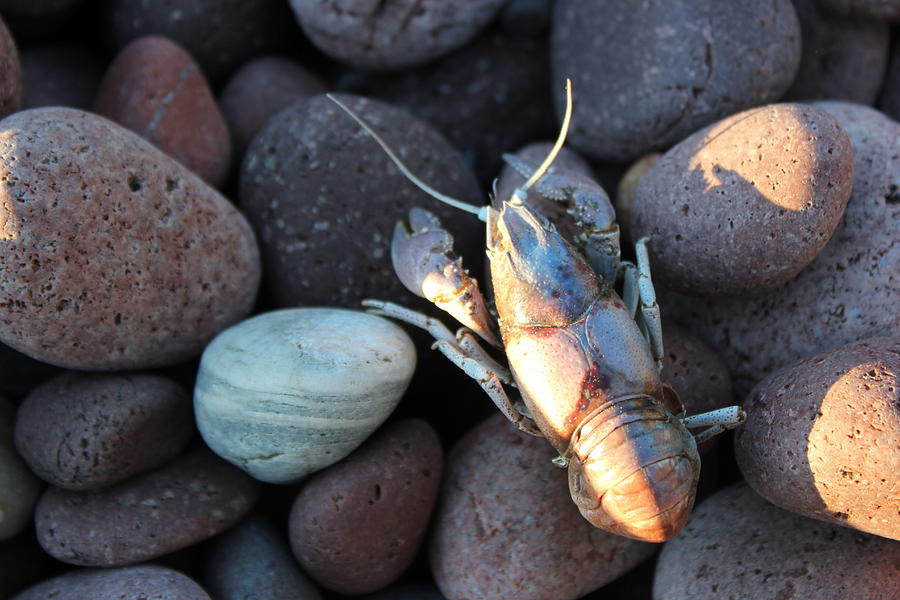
left=328, top=81, right=744, bottom=542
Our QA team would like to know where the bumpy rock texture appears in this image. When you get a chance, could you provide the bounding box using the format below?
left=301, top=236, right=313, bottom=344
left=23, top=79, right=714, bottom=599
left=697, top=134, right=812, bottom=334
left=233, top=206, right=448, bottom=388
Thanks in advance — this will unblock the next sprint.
left=551, top=0, right=801, bottom=161
left=632, top=103, right=853, bottom=296
left=654, top=483, right=900, bottom=600
left=15, top=372, right=193, bottom=490
left=430, top=414, right=655, bottom=600
left=204, top=516, right=322, bottom=600
left=95, top=36, right=232, bottom=187
left=240, top=94, right=482, bottom=308
left=12, top=565, right=211, bottom=600
left=735, top=336, right=900, bottom=540
left=290, top=0, right=508, bottom=71
left=34, top=448, right=260, bottom=566
left=0, top=107, right=261, bottom=371
left=195, top=308, right=416, bottom=483
left=662, top=102, right=899, bottom=396
left=290, top=419, right=442, bottom=595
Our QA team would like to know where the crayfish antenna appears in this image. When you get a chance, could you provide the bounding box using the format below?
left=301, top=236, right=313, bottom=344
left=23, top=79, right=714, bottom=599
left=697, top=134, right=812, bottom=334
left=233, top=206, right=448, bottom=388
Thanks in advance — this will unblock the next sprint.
left=325, top=93, right=490, bottom=222
left=511, top=77, right=574, bottom=204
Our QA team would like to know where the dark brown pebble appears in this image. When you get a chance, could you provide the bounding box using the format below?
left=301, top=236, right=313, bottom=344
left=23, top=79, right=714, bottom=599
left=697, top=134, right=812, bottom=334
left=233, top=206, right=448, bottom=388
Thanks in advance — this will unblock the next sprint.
left=12, top=565, right=211, bottom=600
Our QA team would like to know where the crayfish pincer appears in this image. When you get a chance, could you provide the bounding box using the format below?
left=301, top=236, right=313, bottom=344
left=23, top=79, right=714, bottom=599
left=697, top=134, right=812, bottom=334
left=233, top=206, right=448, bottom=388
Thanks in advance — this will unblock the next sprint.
left=326, top=81, right=745, bottom=542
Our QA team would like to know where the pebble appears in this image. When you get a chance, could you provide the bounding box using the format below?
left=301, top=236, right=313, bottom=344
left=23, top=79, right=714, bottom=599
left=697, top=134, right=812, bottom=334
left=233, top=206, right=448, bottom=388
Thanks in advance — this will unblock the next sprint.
left=631, top=103, right=853, bottom=296
left=204, top=515, right=322, bottom=600
left=290, top=0, right=507, bottom=71
left=654, top=483, right=900, bottom=600
left=12, top=565, right=211, bottom=600
left=14, top=372, right=193, bottom=491
left=34, top=447, right=259, bottom=566
left=0, top=397, right=41, bottom=540
left=220, top=55, right=326, bottom=157
left=661, top=102, right=900, bottom=397
left=103, top=0, right=295, bottom=81
left=371, top=30, right=556, bottom=184
left=195, top=308, right=416, bottom=484
left=430, top=413, right=655, bottom=600
left=784, top=0, right=889, bottom=104
left=551, top=0, right=801, bottom=161
left=816, top=0, right=900, bottom=21
left=615, top=153, right=660, bottom=245
left=735, top=336, right=900, bottom=540
left=239, top=93, right=482, bottom=308
left=94, top=35, right=232, bottom=188
left=0, top=14, right=21, bottom=119
left=20, top=44, right=106, bottom=110
left=0, top=107, right=261, bottom=371
left=289, top=419, right=442, bottom=595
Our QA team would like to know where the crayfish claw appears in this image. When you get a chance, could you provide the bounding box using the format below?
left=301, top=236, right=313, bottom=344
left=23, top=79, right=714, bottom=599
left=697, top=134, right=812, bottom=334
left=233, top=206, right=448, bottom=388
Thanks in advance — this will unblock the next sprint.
left=390, top=208, right=499, bottom=347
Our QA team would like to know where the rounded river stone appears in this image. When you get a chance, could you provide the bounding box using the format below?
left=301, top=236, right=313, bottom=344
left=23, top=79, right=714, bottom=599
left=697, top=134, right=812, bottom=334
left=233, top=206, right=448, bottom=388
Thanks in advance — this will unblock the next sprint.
left=430, top=413, right=655, bottom=600
left=370, top=30, right=556, bottom=184
left=34, top=447, right=260, bottom=566
left=104, top=0, right=295, bottom=81
left=289, top=418, right=442, bottom=595
left=12, top=565, right=211, bottom=600
left=220, top=55, right=326, bottom=157
left=0, top=107, right=261, bottom=371
left=735, top=336, right=900, bottom=540
left=785, top=0, right=889, bottom=104
left=660, top=102, right=900, bottom=397
left=239, top=93, right=481, bottom=308
left=661, top=320, right=733, bottom=419
left=654, top=483, right=900, bottom=600
left=14, top=371, right=193, bottom=491
left=551, top=0, right=801, bottom=162
left=0, top=396, right=41, bottom=540
left=632, top=103, right=853, bottom=296
left=94, top=35, right=232, bottom=188
left=0, top=14, right=21, bottom=120
left=290, top=0, right=507, bottom=71
left=204, top=515, right=322, bottom=600
left=195, top=308, right=416, bottom=484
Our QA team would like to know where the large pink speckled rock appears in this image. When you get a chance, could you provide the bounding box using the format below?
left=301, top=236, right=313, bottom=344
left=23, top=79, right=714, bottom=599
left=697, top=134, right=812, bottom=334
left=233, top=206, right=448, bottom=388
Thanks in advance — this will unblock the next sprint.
left=0, top=107, right=260, bottom=371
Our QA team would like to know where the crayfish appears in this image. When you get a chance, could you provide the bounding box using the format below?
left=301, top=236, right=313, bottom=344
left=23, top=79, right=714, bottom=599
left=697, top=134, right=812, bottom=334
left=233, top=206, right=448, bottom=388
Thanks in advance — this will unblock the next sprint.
left=327, top=81, right=745, bottom=542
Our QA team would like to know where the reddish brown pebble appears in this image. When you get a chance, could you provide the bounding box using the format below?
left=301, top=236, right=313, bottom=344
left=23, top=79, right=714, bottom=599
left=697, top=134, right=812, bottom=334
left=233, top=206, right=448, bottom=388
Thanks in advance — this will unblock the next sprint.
left=632, top=103, right=853, bottom=296
left=735, top=337, right=900, bottom=540
left=654, top=483, right=900, bottom=600
left=0, top=14, right=21, bottom=119
left=661, top=103, right=899, bottom=397
left=12, top=565, right=211, bottom=600
left=430, top=413, right=655, bottom=600
left=34, top=447, right=260, bottom=566
left=95, top=35, right=232, bottom=187
left=289, top=419, right=442, bottom=595
left=662, top=320, right=734, bottom=418
left=14, top=372, right=193, bottom=491
left=0, top=107, right=260, bottom=371
left=220, top=55, right=326, bottom=157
